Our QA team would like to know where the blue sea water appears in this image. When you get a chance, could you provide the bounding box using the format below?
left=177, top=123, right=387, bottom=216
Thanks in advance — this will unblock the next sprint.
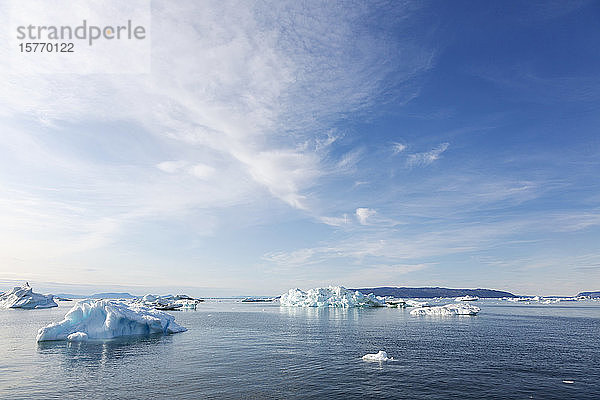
left=0, top=299, right=599, bottom=399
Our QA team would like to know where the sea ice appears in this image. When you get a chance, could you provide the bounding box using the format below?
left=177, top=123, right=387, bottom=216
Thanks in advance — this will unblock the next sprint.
left=405, top=299, right=429, bottom=307
left=141, top=294, right=159, bottom=303
left=175, top=299, right=201, bottom=309
left=280, top=286, right=384, bottom=307
left=36, top=299, right=187, bottom=341
left=0, top=283, right=57, bottom=309
left=362, top=350, right=392, bottom=362
left=455, top=295, right=479, bottom=302
left=385, top=298, right=429, bottom=308
left=410, top=303, right=480, bottom=316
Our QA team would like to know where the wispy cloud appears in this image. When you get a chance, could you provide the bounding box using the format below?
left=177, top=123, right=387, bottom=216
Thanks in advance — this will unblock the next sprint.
left=392, top=142, right=407, bottom=154
left=356, top=208, right=377, bottom=225
left=406, top=142, right=449, bottom=167
left=0, top=1, right=434, bottom=263
left=320, top=214, right=350, bottom=227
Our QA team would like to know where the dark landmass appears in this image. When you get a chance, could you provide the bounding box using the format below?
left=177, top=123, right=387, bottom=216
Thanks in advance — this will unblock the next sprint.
left=578, top=291, right=600, bottom=298
left=54, top=292, right=136, bottom=299
left=354, top=287, right=515, bottom=298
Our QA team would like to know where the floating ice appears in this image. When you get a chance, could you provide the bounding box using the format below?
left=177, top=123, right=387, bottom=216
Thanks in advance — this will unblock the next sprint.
left=67, top=332, right=88, bottom=341
left=0, top=283, right=57, bottom=309
left=506, top=297, right=532, bottom=303
left=410, top=303, right=480, bottom=316
left=362, top=350, right=392, bottom=362
left=36, top=299, right=187, bottom=341
left=175, top=299, right=201, bottom=309
left=280, top=286, right=384, bottom=307
left=136, top=294, right=202, bottom=309
left=455, top=295, right=479, bottom=302
left=386, top=298, right=429, bottom=308
left=405, top=299, right=429, bottom=307
left=141, top=294, right=158, bottom=303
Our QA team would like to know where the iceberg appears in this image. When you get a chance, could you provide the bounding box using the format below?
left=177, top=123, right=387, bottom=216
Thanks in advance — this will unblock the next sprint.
left=506, top=297, right=532, bottom=302
left=136, top=294, right=203, bottom=309
left=0, top=283, right=58, bottom=309
left=362, top=350, right=392, bottom=362
left=405, top=299, right=429, bottom=307
left=141, top=294, right=159, bottom=303
left=67, top=332, right=88, bottom=341
left=455, top=295, right=479, bottom=302
left=410, top=303, right=480, bottom=316
left=385, top=298, right=429, bottom=308
left=36, top=299, right=187, bottom=342
left=280, top=286, right=385, bottom=307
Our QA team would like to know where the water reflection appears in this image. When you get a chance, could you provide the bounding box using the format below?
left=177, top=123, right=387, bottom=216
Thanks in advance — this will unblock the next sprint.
left=37, top=334, right=173, bottom=370
left=278, top=305, right=370, bottom=322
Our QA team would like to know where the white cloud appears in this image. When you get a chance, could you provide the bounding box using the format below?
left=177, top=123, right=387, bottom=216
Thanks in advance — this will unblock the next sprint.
left=188, top=164, right=216, bottom=179
left=0, top=1, right=433, bottom=213
left=356, top=208, right=377, bottom=225
left=407, top=142, right=449, bottom=167
left=0, top=1, right=436, bottom=286
left=392, top=142, right=407, bottom=154
left=320, top=214, right=349, bottom=227
left=157, top=161, right=188, bottom=173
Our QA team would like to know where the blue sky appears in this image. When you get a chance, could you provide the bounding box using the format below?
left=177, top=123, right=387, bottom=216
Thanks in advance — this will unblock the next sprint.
left=0, top=1, right=599, bottom=296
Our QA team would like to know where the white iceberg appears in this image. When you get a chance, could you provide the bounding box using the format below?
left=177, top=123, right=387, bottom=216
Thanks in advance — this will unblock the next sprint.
left=405, top=299, right=429, bottom=307
left=135, top=294, right=202, bottom=309
left=174, top=299, right=201, bottom=309
left=506, top=297, right=531, bottom=302
left=385, top=298, right=429, bottom=308
left=141, top=294, right=159, bottom=303
left=36, top=299, right=187, bottom=341
left=280, top=286, right=385, bottom=308
left=67, top=332, right=88, bottom=341
left=410, top=303, right=480, bottom=316
left=455, top=295, right=479, bottom=302
left=0, top=283, right=58, bottom=309
left=362, top=350, right=393, bottom=362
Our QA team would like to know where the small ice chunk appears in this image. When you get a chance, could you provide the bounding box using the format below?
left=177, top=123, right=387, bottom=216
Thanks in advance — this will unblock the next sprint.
left=410, top=303, right=480, bottom=316
left=36, top=299, right=187, bottom=341
left=455, top=295, right=479, bottom=302
left=142, top=294, right=158, bottom=303
left=67, top=332, right=88, bottom=341
left=280, top=286, right=384, bottom=308
left=405, top=299, right=429, bottom=307
left=0, top=283, right=57, bottom=309
left=362, top=350, right=391, bottom=362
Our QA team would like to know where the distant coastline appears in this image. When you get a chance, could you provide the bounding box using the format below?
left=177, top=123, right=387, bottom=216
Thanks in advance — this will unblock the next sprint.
left=353, top=287, right=516, bottom=298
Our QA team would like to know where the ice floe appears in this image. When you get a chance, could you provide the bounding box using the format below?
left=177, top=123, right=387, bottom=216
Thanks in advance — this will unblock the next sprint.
left=362, top=350, right=393, bottom=362
left=36, top=299, right=187, bottom=341
left=455, top=295, right=479, bottom=302
left=134, top=294, right=203, bottom=310
left=0, top=283, right=57, bottom=309
left=385, top=298, right=429, bottom=308
left=280, top=286, right=385, bottom=307
left=504, top=296, right=580, bottom=304
left=410, top=303, right=480, bottom=316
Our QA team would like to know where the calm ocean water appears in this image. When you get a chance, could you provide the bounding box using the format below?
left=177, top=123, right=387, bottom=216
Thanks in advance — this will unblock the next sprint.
left=0, top=299, right=599, bottom=399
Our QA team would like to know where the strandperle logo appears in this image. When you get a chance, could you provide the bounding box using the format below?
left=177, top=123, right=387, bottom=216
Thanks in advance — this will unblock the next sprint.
left=16, top=19, right=146, bottom=46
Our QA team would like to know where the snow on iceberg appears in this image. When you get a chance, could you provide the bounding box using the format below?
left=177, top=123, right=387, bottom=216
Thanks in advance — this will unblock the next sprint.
left=0, top=283, right=57, bottom=309
left=362, top=350, right=393, bottom=362
left=36, top=299, right=187, bottom=342
left=410, top=303, right=480, bottom=316
left=280, top=286, right=385, bottom=308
